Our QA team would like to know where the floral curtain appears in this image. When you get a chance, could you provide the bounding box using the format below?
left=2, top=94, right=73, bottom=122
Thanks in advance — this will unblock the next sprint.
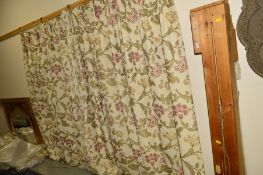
left=20, top=0, right=205, bottom=174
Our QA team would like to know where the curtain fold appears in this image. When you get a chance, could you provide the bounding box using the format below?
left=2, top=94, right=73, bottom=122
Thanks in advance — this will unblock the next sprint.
left=21, top=0, right=205, bottom=174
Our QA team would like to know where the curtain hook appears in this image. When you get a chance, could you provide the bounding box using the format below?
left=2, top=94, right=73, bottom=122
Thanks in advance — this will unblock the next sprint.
left=18, top=27, right=22, bottom=34
left=67, top=5, right=71, bottom=10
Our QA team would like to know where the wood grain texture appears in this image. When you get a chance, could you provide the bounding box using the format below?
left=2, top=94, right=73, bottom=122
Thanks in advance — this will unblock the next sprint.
left=190, top=1, right=245, bottom=175
left=0, top=97, right=44, bottom=144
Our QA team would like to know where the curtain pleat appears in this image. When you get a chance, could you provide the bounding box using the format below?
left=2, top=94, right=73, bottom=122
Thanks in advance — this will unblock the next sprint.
left=21, top=0, right=205, bottom=174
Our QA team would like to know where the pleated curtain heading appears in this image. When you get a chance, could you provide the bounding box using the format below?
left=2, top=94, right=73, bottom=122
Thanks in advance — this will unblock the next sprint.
left=20, top=0, right=205, bottom=174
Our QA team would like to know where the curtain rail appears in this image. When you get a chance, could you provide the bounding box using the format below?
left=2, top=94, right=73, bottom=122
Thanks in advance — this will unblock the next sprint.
left=0, top=0, right=91, bottom=42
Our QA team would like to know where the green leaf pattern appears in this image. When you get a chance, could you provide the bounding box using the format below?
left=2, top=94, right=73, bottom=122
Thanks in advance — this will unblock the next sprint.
left=20, top=0, right=205, bottom=174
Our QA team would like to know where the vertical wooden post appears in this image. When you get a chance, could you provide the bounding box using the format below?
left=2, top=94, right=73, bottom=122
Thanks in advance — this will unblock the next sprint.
left=190, top=1, right=245, bottom=174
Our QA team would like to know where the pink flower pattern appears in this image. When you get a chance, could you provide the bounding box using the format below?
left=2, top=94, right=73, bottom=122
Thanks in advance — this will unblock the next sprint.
left=145, top=153, right=159, bottom=166
left=107, top=14, right=118, bottom=26
left=154, top=104, right=165, bottom=117
left=112, top=53, right=121, bottom=64
left=94, top=5, right=102, bottom=19
left=111, top=0, right=118, bottom=10
left=128, top=51, right=140, bottom=62
left=151, top=63, right=162, bottom=78
left=148, top=116, right=158, bottom=128
left=128, top=117, right=138, bottom=126
left=173, top=103, right=189, bottom=119
left=36, top=104, right=44, bottom=112
left=51, top=64, right=61, bottom=75
left=115, top=101, right=124, bottom=112
left=84, top=155, right=92, bottom=165
left=78, top=12, right=88, bottom=23
left=52, top=36, right=60, bottom=44
left=21, top=0, right=204, bottom=173
left=179, top=166, right=184, bottom=175
left=57, top=138, right=75, bottom=149
left=138, top=0, right=145, bottom=6
left=95, top=142, right=104, bottom=152
left=36, top=80, right=45, bottom=88
left=128, top=8, right=139, bottom=23
left=175, top=56, right=188, bottom=73
left=132, top=149, right=142, bottom=159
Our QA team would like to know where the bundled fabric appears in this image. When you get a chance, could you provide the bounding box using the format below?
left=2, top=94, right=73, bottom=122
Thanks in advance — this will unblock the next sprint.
left=16, top=127, right=37, bottom=144
left=0, top=136, right=47, bottom=171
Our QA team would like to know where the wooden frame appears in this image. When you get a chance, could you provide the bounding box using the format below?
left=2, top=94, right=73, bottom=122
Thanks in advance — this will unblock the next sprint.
left=190, top=1, right=245, bottom=174
left=0, top=97, right=43, bottom=144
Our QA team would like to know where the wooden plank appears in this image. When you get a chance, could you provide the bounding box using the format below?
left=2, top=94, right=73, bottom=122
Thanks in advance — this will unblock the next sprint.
left=191, top=7, right=226, bottom=174
left=190, top=1, right=245, bottom=174
left=190, top=0, right=225, bottom=13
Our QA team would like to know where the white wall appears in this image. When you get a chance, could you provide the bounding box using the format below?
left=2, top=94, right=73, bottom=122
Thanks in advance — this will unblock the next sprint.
left=0, top=0, right=77, bottom=98
left=229, top=1, right=263, bottom=174
left=176, top=0, right=263, bottom=174
left=0, top=0, right=76, bottom=135
left=0, top=0, right=263, bottom=174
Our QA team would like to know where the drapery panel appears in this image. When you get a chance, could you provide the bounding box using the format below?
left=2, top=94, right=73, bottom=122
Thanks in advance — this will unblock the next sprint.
left=21, top=0, right=205, bottom=174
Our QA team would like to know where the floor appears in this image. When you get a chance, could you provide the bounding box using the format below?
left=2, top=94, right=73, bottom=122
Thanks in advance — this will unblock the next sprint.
left=31, top=159, right=94, bottom=175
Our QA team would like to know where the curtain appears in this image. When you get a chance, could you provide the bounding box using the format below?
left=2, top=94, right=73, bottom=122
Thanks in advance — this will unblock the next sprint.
left=21, top=0, right=205, bottom=174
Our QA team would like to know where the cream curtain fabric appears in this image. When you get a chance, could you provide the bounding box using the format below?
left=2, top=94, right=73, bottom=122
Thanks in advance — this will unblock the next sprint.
left=21, top=0, right=205, bottom=174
